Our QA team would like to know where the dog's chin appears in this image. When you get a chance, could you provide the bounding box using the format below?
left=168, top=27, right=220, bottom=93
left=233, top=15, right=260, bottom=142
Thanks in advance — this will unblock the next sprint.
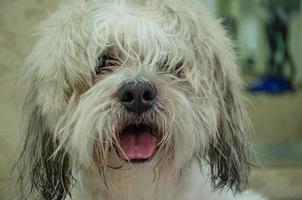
left=115, top=123, right=159, bottom=164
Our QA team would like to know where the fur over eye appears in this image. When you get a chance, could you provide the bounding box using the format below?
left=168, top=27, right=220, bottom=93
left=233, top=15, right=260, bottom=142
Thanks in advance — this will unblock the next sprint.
left=159, top=59, right=185, bottom=77
left=96, top=51, right=120, bottom=75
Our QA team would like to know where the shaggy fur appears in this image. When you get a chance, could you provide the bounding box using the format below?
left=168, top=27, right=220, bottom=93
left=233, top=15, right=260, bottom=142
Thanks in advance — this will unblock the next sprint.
left=17, top=0, right=268, bottom=199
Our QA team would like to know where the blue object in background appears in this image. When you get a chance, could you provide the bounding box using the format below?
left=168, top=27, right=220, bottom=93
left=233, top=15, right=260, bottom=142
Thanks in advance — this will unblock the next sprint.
left=247, top=75, right=293, bottom=94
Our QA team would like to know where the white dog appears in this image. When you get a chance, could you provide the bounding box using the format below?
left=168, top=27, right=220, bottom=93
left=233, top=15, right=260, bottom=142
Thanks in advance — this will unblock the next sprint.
left=17, top=0, right=268, bottom=199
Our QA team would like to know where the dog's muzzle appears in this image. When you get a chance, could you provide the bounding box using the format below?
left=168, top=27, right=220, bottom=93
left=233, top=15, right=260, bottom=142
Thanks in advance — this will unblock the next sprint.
left=115, top=81, right=159, bottom=163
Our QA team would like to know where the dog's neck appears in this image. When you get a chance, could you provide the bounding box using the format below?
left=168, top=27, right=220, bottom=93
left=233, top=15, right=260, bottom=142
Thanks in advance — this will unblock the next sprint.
left=69, top=159, right=194, bottom=200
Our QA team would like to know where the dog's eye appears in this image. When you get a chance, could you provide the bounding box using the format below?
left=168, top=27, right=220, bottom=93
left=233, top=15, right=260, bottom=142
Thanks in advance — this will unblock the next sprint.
left=96, top=52, right=119, bottom=75
left=159, top=60, right=185, bottom=77
left=174, top=62, right=185, bottom=76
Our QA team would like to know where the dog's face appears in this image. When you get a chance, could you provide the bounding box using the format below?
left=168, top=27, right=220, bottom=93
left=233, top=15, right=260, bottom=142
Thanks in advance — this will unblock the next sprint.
left=18, top=0, right=251, bottom=199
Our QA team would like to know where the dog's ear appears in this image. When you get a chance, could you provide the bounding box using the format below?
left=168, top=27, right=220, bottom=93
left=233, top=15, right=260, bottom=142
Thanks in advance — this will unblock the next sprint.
left=17, top=97, right=72, bottom=200
left=15, top=2, right=93, bottom=198
left=204, top=33, right=251, bottom=192
left=208, top=78, right=251, bottom=192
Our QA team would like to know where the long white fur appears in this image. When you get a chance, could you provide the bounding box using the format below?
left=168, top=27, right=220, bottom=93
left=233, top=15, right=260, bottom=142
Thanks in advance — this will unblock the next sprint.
left=19, top=0, right=268, bottom=199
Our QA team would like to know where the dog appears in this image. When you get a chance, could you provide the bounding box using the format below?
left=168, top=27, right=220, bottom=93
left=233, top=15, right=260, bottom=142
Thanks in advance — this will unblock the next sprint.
left=17, top=0, right=268, bottom=199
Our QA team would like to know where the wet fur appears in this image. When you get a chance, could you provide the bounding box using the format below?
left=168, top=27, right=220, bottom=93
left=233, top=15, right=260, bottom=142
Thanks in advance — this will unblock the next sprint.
left=17, top=0, right=266, bottom=199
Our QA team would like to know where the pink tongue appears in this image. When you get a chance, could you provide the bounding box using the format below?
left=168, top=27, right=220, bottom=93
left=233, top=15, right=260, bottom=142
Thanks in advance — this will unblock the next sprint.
left=118, top=128, right=157, bottom=160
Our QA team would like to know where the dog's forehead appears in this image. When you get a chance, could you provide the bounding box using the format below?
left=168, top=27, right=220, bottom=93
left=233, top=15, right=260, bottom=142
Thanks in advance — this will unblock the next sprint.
left=89, top=1, right=178, bottom=36
left=89, top=1, right=198, bottom=65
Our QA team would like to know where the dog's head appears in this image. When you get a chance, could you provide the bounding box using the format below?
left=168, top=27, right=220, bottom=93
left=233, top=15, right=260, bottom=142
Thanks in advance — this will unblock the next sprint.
left=18, top=0, right=251, bottom=199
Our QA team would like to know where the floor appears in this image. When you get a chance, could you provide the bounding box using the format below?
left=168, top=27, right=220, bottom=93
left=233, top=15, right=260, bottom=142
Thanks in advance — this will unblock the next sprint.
left=251, top=168, right=302, bottom=200
left=0, top=0, right=302, bottom=199
left=247, top=92, right=302, bottom=200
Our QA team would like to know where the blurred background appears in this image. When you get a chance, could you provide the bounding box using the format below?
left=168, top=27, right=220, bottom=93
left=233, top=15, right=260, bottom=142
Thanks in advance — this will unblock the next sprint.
left=0, top=0, right=301, bottom=199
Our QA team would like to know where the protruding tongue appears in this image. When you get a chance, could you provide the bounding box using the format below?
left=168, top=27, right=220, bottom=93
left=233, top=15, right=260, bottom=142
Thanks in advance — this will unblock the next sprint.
left=118, top=125, right=157, bottom=160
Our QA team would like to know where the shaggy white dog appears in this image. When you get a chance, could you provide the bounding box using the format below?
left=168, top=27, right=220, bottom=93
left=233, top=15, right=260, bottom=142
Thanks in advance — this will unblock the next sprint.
left=17, top=0, right=268, bottom=200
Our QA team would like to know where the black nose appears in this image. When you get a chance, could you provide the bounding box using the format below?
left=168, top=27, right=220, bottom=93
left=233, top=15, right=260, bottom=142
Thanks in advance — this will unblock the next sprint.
left=117, top=81, right=157, bottom=115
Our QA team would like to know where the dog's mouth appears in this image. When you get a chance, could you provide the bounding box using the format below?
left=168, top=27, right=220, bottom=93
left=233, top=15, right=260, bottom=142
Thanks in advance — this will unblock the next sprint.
left=116, top=124, right=158, bottom=163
